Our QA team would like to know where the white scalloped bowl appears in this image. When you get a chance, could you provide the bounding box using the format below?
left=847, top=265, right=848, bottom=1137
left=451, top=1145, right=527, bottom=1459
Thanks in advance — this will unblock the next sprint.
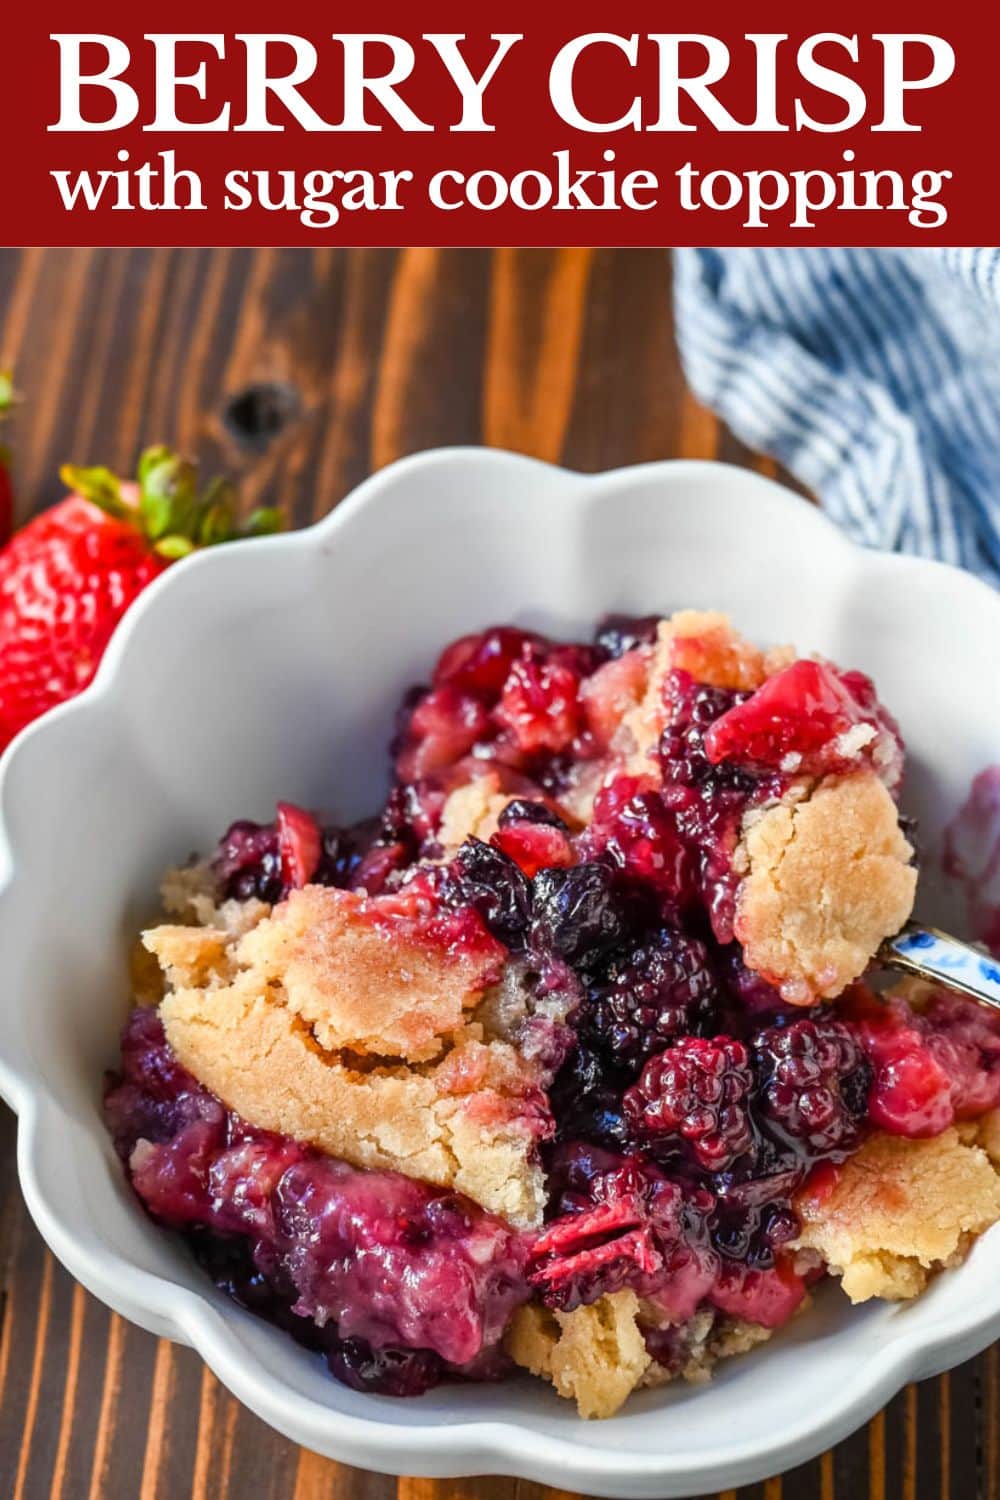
left=2, top=448, right=999, bottom=1497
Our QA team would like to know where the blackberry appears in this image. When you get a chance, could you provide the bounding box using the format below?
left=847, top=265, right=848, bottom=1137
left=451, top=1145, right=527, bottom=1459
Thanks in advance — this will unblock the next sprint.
left=625, top=1036, right=754, bottom=1172
left=710, top=1194, right=800, bottom=1269
left=583, top=929, right=720, bottom=1069
left=658, top=673, right=751, bottom=788
left=754, top=1017, right=871, bottom=1159
left=655, top=672, right=761, bottom=941
left=313, top=822, right=371, bottom=888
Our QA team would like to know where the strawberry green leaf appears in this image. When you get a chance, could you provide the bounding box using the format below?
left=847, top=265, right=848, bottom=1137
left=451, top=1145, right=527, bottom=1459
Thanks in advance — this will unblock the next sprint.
left=198, top=501, right=236, bottom=547
left=60, top=440, right=284, bottom=556
left=139, top=452, right=200, bottom=541
left=153, top=534, right=197, bottom=559
left=137, top=444, right=174, bottom=487
left=0, top=371, right=14, bottom=416
left=245, top=506, right=284, bottom=536
left=59, top=463, right=128, bottom=518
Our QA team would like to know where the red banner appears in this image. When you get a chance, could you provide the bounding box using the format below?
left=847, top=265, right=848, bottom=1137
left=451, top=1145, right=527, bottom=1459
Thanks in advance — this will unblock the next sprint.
left=1, top=2, right=992, bottom=245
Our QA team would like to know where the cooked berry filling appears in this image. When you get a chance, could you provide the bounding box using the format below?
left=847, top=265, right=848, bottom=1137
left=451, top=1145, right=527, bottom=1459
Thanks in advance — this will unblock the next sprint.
left=528, top=1145, right=717, bottom=1318
left=109, top=615, right=1000, bottom=1404
left=106, top=1009, right=529, bottom=1388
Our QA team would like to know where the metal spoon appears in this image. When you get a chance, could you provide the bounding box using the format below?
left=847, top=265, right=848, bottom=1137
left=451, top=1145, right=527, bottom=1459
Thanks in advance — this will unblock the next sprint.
left=879, top=923, right=1000, bottom=1011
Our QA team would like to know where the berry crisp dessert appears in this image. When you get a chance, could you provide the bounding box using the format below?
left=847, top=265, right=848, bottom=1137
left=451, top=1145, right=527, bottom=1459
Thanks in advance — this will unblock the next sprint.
left=104, top=611, right=1000, bottom=1418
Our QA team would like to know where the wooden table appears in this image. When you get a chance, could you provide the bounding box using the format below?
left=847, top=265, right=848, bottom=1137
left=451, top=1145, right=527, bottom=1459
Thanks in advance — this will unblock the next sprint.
left=0, top=247, right=994, bottom=1500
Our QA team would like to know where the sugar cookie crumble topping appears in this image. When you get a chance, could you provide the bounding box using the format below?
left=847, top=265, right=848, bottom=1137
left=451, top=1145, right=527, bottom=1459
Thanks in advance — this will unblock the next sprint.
left=104, top=610, right=1000, bottom=1416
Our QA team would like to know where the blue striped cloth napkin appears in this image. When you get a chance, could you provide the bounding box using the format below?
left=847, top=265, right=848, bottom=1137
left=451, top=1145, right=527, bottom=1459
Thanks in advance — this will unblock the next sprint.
left=672, top=249, right=1000, bottom=584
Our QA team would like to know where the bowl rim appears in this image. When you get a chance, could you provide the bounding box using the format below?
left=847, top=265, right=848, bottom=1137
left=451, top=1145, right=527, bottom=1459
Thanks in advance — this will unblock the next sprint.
left=2, top=445, right=1000, bottom=1496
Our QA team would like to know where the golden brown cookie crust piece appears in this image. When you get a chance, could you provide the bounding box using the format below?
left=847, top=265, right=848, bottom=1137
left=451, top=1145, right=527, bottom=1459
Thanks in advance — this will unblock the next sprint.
left=437, top=774, right=515, bottom=852
left=734, top=772, right=916, bottom=1004
left=506, top=1293, right=652, bottom=1419
left=160, top=860, right=271, bottom=936
left=792, top=1117, right=1000, bottom=1302
left=157, top=965, right=547, bottom=1228
left=234, top=885, right=497, bottom=1064
left=506, top=1294, right=777, bottom=1417
left=145, top=886, right=550, bottom=1227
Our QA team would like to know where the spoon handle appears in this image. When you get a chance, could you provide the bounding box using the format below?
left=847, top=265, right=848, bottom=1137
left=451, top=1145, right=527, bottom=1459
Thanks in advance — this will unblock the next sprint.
left=879, top=923, right=1000, bottom=1011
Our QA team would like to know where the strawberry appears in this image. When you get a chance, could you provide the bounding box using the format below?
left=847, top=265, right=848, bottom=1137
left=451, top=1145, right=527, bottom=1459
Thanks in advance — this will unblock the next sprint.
left=276, top=802, right=322, bottom=889
left=0, top=445, right=282, bottom=755
left=0, top=371, right=16, bottom=548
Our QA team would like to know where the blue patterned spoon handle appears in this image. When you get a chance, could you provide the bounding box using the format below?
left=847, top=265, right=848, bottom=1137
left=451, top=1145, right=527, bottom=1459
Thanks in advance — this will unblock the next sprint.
left=880, top=923, right=1000, bottom=1011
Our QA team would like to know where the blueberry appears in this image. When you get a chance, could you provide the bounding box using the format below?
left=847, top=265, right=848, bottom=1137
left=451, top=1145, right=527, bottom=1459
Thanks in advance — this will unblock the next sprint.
left=548, top=1044, right=630, bottom=1149
left=497, top=798, right=569, bottom=832
left=212, top=818, right=284, bottom=903
left=594, top=613, right=662, bottom=658
left=529, top=862, right=630, bottom=968
left=450, top=837, right=531, bottom=948
left=327, top=1338, right=443, bottom=1397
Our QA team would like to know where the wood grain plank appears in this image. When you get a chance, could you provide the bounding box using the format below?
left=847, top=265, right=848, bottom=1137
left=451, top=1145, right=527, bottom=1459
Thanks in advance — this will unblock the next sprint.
left=0, top=246, right=993, bottom=1500
left=46, top=1282, right=86, bottom=1498
left=482, top=247, right=594, bottom=461
left=984, top=1347, right=1000, bottom=1500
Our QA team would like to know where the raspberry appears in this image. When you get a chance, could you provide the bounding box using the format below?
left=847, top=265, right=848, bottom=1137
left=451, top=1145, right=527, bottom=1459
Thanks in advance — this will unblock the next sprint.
left=588, top=776, right=693, bottom=896
left=493, top=653, right=582, bottom=754
left=754, top=1018, right=871, bottom=1159
left=396, top=685, right=490, bottom=780
left=625, top=1036, right=754, bottom=1171
left=433, top=625, right=541, bottom=701
left=867, top=1028, right=954, bottom=1137
left=855, top=990, right=1000, bottom=1137
left=582, top=930, right=720, bottom=1069
left=922, top=992, right=1000, bottom=1118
